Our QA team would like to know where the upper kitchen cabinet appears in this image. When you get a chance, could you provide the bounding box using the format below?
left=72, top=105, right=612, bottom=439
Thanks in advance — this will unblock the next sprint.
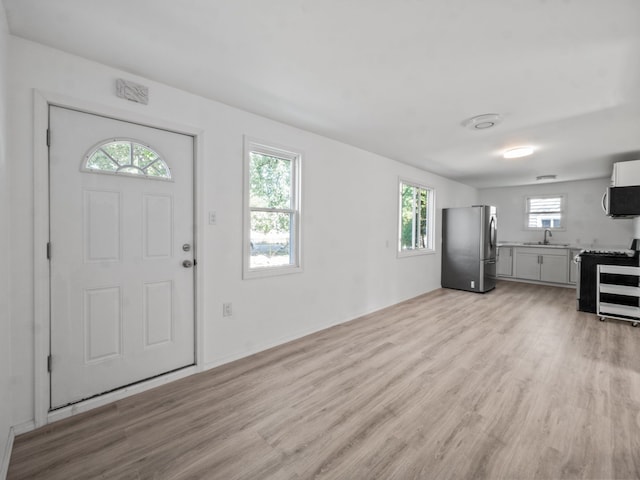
left=611, top=160, right=640, bottom=187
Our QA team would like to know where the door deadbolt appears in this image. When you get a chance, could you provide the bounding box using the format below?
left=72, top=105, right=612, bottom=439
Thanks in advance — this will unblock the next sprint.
left=182, top=244, right=191, bottom=252
left=182, top=260, right=193, bottom=268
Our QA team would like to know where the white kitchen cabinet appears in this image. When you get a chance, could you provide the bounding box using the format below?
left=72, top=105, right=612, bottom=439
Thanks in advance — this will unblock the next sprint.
left=540, top=254, right=568, bottom=283
left=514, top=247, right=569, bottom=284
left=514, top=248, right=540, bottom=280
left=514, top=250, right=540, bottom=280
left=497, top=247, right=513, bottom=277
left=569, top=248, right=580, bottom=284
left=611, top=159, right=640, bottom=186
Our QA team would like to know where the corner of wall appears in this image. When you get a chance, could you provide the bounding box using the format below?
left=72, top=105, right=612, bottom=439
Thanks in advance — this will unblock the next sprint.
left=0, top=427, right=14, bottom=480
left=0, top=2, right=15, bottom=478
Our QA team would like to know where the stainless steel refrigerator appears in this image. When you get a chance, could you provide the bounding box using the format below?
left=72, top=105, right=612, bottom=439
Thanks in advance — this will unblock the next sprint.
left=441, top=205, right=497, bottom=293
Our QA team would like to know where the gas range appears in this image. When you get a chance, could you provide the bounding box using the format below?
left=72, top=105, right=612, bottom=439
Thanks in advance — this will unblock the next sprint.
left=578, top=248, right=635, bottom=257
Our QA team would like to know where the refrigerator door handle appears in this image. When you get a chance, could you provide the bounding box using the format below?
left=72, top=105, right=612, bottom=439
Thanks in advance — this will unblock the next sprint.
left=489, top=216, right=495, bottom=249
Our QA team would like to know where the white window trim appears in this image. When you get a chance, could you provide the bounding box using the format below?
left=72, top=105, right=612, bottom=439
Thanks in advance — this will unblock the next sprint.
left=243, top=136, right=303, bottom=279
left=397, top=178, right=436, bottom=257
left=524, top=193, right=567, bottom=231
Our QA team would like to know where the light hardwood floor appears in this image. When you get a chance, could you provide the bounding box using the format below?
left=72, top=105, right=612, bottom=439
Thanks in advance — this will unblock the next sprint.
left=8, top=281, right=640, bottom=479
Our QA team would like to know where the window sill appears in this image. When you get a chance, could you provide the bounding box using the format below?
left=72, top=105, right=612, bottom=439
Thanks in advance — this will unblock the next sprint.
left=243, top=264, right=303, bottom=280
left=397, top=248, right=436, bottom=259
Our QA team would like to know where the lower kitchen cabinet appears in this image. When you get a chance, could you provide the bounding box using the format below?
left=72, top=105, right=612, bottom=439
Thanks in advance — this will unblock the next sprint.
left=540, top=254, right=568, bottom=283
left=497, top=247, right=513, bottom=277
left=514, top=251, right=540, bottom=280
left=569, top=248, right=580, bottom=284
left=513, top=247, right=569, bottom=284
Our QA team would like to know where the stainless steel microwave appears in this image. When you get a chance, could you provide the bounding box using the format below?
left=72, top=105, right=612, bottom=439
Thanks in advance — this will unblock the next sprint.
left=603, top=186, right=640, bottom=217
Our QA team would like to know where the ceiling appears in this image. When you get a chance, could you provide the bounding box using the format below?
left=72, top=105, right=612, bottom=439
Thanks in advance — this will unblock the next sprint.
left=4, top=0, right=640, bottom=188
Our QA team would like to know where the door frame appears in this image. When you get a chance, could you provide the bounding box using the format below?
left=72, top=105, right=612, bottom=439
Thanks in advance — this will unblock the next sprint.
left=33, top=90, right=206, bottom=427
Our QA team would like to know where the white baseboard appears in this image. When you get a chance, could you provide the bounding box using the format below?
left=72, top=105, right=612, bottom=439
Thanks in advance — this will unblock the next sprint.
left=1, top=426, right=15, bottom=480
left=12, top=421, right=35, bottom=436
left=202, top=315, right=363, bottom=372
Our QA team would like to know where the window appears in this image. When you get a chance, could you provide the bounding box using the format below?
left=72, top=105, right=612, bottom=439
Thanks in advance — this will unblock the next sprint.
left=83, top=139, right=171, bottom=180
left=525, top=195, right=565, bottom=229
left=244, top=138, right=301, bottom=278
left=398, top=180, right=435, bottom=255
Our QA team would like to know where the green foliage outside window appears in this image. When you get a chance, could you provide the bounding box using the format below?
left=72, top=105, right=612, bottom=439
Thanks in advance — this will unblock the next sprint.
left=401, top=183, right=429, bottom=250
left=86, top=141, right=170, bottom=179
left=248, top=149, right=297, bottom=268
left=249, top=153, right=292, bottom=235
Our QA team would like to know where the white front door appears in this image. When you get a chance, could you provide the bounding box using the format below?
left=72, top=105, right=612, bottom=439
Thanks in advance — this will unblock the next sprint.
left=49, top=106, right=195, bottom=409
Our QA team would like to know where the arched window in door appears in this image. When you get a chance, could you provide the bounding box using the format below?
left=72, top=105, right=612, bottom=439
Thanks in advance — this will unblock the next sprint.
left=83, top=139, right=172, bottom=180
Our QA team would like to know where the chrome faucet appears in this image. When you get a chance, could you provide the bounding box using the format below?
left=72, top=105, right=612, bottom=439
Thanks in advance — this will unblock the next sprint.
left=543, top=228, right=552, bottom=245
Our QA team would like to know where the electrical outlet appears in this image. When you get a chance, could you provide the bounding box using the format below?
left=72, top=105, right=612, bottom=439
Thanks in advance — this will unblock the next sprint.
left=223, top=302, right=232, bottom=317
left=209, top=211, right=217, bottom=225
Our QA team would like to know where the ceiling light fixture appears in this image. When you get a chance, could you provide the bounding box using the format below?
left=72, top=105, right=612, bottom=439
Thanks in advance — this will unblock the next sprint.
left=461, top=113, right=502, bottom=130
left=503, top=146, right=534, bottom=159
left=536, top=175, right=557, bottom=181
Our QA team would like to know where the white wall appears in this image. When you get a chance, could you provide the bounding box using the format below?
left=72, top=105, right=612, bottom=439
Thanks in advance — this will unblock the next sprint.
left=0, top=4, right=13, bottom=478
left=8, top=37, right=478, bottom=426
left=479, top=178, right=634, bottom=248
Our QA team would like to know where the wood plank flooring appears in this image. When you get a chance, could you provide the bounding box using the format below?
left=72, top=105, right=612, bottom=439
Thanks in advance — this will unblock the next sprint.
left=8, top=281, right=640, bottom=479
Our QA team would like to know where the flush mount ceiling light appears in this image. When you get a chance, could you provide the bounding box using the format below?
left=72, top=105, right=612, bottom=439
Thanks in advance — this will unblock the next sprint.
left=503, top=146, right=534, bottom=159
left=536, top=174, right=557, bottom=181
left=461, top=113, right=502, bottom=130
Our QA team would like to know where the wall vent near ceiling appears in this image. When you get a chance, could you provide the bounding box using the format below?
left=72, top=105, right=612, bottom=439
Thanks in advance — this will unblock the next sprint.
left=116, top=79, right=149, bottom=105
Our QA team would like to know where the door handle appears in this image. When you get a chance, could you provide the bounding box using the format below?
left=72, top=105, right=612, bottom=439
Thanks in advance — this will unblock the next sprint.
left=489, top=217, right=495, bottom=248
left=182, top=260, right=193, bottom=268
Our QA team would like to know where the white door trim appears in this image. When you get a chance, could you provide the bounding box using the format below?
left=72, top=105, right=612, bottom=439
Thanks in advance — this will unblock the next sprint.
left=33, top=89, right=206, bottom=427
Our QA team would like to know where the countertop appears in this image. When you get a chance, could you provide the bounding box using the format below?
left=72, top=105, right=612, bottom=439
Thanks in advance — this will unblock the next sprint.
left=498, top=242, right=577, bottom=249
left=498, top=242, right=630, bottom=251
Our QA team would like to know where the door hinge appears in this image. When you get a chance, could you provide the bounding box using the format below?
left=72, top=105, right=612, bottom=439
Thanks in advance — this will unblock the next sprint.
left=46, top=129, right=51, bottom=147
left=47, top=355, right=52, bottom=373
left=46, top=242, right=51, bottom=260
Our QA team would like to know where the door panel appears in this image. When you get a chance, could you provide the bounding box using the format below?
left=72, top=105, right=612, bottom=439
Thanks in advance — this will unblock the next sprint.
left=515, top=252, right=540, bottom=280
left=143, top=194, right=173, bottom=259
left=143, top=281, right=174, bottom=347
left=49, top=106, right=195, bottom=409
left=84, top=286, right=122, bottom=362
left=84, top=190, right=121, bottom=262
left=540, top=254, right=569, bottom=283
left=497, top=247, right=513, bottom=277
